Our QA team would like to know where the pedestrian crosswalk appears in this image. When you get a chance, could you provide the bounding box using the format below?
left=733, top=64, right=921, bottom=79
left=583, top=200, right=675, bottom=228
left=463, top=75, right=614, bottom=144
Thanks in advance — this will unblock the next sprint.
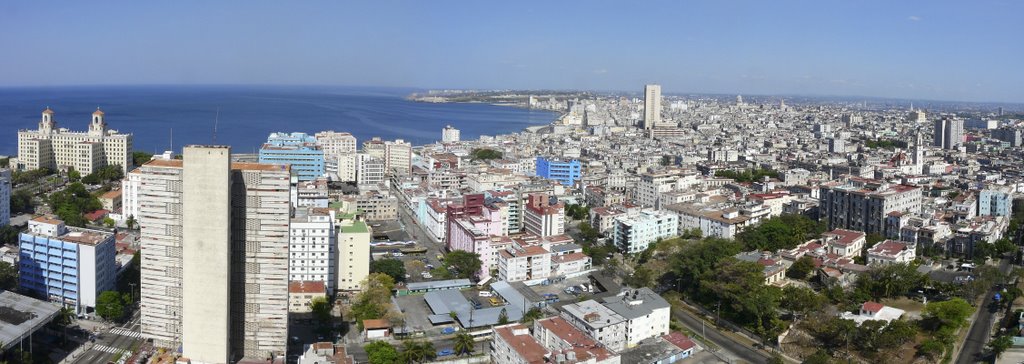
left=93, top=344, right=123, bottom=354
left=110, top=327, right=142, bottom=338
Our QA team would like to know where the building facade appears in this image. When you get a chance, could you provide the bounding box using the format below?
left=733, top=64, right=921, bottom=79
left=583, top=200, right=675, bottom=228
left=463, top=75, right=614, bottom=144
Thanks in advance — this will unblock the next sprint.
left=441, top=125, right=460, bottom=143
left=18, top=216, right=116, bottom=315
left=0, top=169, right=9, bottom=227
left=613, top=210, right=679, bottom=254
left=17, top=108, right=133, bottom=174
left=978, top=188, right=1012, bottom=217
left=643, top=84, right=661, bottom=130
left=535, top=157, right=582, bottom=186
left=290, top=208, right=336, bottom=293
left=137, top=146, right=290, bottom=362
left=523, top=194, right=565, bottom=238
left=819, top=178, right=923, bottom=236
left=933, top=117, right=964, bottom=150
left=259, top=132, right=325, bottom=181
left=337, top=220, right=371, bottom=292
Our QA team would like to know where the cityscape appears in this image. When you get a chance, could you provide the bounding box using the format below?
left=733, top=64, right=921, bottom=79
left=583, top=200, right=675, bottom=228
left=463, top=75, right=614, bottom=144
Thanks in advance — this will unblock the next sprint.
left=2, top=2, right=1024, bottom=364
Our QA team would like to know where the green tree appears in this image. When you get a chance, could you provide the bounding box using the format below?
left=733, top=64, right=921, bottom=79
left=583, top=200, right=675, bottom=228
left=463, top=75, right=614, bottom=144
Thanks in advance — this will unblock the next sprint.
left=371, top=258, right=407, bottom=282
left=49, top=182, right=102, bottom=227
left=401, top=340, right=436, bottom=363
left=917, top=338, right=945, bottom=360
left=351, top=273, right=396, bottom=330
left=780, top=286, right=826, bottom=318
left=767, top=353, right=785, bottom=364
left=922, top=298, right=973, bottom=333
left=989, top=335, right=1014, bottom=359
left=787, top=256, right=816, bottom=279
left=444, top=251, right=482, bottom=279
left=102, top=217, right=116, bottom=228
left=125, top=214, right=137, bottom=230
left=578, top=222, right=599, bottom=242
left=365, top=341, right=401, bottom=364
left=96, top=290, right=126, bottom=321
left=132, top=151, right=154, bottom=167
left=802, top=349, right=831, bottom=364
left=67, top=168, right=81, bottom=182
left=497, top=308, right=509, bottom=325
left=10, top=190, right=34, bottom=214
left=469, top=148, right=503, bottom=161
left=0, top=225, right=20, bottom=245
left=521, top=308, right=543, bottom=325
left=0, top=261, right=19, bottom=291
left=865, top=233, right=885, bottom=247
left=453, top=332, right=475, bottom=356
left=669, top=237, right=744, bottom=293
left=310, top=296, right=332, bottom=323
left=855, top=263, right=925, bottom=299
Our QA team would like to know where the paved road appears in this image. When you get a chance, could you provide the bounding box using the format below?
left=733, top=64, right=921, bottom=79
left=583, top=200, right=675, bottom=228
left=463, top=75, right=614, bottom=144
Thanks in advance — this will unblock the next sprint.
left=73, top=310, right=143, bottom=364
left=671, top=307, right=771, bottom=364
left=955, top=258, right=1012, bottom=364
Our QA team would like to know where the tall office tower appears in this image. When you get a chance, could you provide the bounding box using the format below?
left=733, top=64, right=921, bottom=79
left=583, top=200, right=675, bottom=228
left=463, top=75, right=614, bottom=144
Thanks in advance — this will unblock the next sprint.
left=138, top=146, right=289, bottom=363
left=643, top=84, right=661, bottom=130
left=181, top=146, right=232, bottom=364
left=356, top=153, right=385, bottom=185
left=933, top=118, right=964, bottom=150
left=384, top=139, right=413, bottom=176
left=0, top=168, right=9, bottom=227
left=17, top=107, right=133, bottom=174
left=442, top=125, right=461, bottom=143
left=912, top=132, right=924, bottom=166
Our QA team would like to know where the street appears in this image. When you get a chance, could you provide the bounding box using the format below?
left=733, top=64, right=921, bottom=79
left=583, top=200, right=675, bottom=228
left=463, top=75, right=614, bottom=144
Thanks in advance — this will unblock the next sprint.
left=671, top=306, right=771, bottom=364
left=955, top=258, right=1013, bottom=364
left=72, top=310, right=143, bottom=364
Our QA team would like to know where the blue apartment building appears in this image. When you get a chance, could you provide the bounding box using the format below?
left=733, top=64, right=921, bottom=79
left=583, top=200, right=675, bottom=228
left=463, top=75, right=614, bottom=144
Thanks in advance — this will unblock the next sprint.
left=18, top=216, right=116, bottom=315
left=258, top=132, right=326, bottom=181
left=535, top=157, right=582, bottom=186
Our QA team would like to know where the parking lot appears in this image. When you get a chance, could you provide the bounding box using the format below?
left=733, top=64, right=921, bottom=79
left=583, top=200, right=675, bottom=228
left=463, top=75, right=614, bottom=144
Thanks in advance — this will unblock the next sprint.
left=530, top=275, right=598, bottom=304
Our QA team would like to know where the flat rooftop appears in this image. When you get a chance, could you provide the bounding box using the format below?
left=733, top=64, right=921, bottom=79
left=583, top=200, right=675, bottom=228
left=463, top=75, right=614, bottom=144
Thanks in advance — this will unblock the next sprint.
left=0, top=290, right=61, bottom=350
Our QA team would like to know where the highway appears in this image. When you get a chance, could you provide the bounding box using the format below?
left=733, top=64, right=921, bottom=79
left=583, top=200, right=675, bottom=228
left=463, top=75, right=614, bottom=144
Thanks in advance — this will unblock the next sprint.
left=956, top=258, right=1013, bottom=364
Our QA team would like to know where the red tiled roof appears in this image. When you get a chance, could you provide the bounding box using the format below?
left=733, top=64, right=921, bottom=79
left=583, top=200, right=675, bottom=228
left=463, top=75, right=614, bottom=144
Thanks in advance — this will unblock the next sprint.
left=862, top=301, right=884, bottom=313
left=663, top=332, right=697, bottom=351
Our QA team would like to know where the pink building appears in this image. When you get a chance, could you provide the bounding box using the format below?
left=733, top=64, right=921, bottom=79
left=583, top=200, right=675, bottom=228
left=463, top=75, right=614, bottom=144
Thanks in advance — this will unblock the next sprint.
left=447, top=195, right=506, bottom=279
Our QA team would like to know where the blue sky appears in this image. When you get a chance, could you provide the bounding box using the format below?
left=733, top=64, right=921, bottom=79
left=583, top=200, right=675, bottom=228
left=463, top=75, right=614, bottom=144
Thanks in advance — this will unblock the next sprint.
left=1, top=1, right=1022, bottom=103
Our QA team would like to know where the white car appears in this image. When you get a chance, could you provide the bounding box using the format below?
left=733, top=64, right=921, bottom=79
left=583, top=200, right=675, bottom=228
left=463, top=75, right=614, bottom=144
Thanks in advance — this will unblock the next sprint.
left=478, top=291, right=493, bottom=297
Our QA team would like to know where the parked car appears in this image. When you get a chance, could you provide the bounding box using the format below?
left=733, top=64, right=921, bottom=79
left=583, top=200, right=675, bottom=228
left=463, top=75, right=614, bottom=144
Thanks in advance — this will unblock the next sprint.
left=489, top=297, right=502, bottom=306
left=441, top=327, right=458, bottom=335
left=437, top=349, right=455, bottom=357
left=470, top=298, right=483, bottom=309
left=478, top=291, right=493, bottom=297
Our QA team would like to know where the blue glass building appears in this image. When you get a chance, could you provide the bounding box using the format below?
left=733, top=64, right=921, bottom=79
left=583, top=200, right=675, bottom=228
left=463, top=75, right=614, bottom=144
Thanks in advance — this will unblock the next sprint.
left=258, top=132, right=326, bottom=181
left=19, top=216, right=116, bottom=315
left=535, top=157, right=582, bottom=186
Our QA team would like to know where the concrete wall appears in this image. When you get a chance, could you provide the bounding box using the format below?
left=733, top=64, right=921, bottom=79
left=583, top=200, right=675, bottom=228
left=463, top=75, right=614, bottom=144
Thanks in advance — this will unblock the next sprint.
left=182, top=146, right=232, bottom=364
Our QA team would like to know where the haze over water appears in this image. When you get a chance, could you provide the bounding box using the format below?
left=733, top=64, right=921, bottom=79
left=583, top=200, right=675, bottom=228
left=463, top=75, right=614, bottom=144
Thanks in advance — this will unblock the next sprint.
left=0, top=85, right=558, bottom=156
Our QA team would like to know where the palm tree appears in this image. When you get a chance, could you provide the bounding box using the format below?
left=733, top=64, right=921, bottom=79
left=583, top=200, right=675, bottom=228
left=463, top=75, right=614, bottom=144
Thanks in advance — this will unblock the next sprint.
left=521, top=308, right=543, bottom=325
left=54, top=307, right=76, bottom=345
left=453, top=332, right=475, bottom=356
left=402, top=340, right=434, bottom=363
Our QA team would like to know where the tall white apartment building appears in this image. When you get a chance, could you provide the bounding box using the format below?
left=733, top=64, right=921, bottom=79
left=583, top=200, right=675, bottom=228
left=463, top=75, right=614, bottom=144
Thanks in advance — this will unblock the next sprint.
left=0, top=169, right=10, bottom=227
left=636, top=169, right=697, bottom=208
left=441, top=125, right=460, bottom=143
left=17, top=108, right=133, bottom=174
left=290, top=208, right=336, bottom=292
left=613, top=210, right=678, bottom=254
left=603, top=288, right=671, bottom=348
left=315, top=131, right=358, bottom=182
left=137, top=146, right=290, bottom=363
left=643, top=84, right=661, bottom=130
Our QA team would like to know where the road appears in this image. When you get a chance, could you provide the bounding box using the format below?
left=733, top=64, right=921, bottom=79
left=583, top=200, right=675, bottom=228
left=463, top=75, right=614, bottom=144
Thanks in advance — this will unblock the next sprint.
left=73, top=310, right=143, bottom=364
left=955, top=258, right=1012, bottom=364
left=671, top=307, right=771, bottom=364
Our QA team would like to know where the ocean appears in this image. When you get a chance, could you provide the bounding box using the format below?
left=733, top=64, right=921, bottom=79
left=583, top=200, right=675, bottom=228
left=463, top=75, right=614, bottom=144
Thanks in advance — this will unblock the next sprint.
left=0, top=85, right=558, bottom=156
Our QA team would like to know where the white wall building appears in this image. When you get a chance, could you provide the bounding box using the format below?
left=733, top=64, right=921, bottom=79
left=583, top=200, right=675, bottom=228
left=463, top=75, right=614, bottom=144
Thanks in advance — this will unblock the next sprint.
left=867, top=240, right=916, bottom=266
left=17, top=108, right=133, bottom=175
left=603, top=288, right=671, bottom=348
left=290, top=208, right=336, bottom=292
left=441, top=125, right=460, bottom=143
left=613, top=210, right=678, bottom=254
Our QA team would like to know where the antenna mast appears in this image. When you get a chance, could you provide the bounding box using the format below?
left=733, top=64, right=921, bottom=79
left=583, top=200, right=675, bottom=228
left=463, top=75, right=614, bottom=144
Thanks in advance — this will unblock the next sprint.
left=213, top=107, right=220, bottom=143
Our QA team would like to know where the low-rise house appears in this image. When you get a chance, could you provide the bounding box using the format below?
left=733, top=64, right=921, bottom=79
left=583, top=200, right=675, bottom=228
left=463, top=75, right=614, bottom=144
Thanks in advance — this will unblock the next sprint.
left=840, top=301, right=906, bottom=325
left=288, top=281, right=327, bottom=314
left=867, top=240, right=916, bottom=266
left=735, top=251, right=787, bottom=286
left=820, top=229, right=866, bottom=258
left=298, top=342, right=354, bottom=364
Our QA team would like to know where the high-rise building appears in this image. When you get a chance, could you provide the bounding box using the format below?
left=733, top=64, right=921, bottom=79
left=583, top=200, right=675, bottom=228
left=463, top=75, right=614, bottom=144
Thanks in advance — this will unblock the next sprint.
left=523, top=194, right=565, bottom=238
left=259, top=132, right=325, bottom=181
left=910, top=109, right=927, bottom=123
left=138, top=146, right=290, bottom=362
left=18, top=216, right=116, bottom=315
left=17, top=107, right=133, bottom=174
left=336, top=218, right=371, bottom=292
left=289, top=208, right=336, bottom=292
left=819, top=177, right=923, bottom=236
left=535, top=157, right=582, bottom=186
left=361, top=137, right=412, bottom=175
left=933, top=118, right=964, bottom=150
left=315, top=131, right=358, bottom=182
left=442, top=125, right=461, bottom=143
left=356, top=153, right=385, bottom=185
left=993, top=127, right=1022, bottom=147
left=978, top=188, right=1012, bottom=217
left=613, top=210, right=679, bottom=254
left=643, top=84, right=661, bottom=130
left=0, top=168, right=10, bottom=227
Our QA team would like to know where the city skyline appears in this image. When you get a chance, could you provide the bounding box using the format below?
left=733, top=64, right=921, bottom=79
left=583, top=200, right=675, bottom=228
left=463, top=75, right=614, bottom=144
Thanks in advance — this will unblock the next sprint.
left=1, top=1, right=1022, bottom=103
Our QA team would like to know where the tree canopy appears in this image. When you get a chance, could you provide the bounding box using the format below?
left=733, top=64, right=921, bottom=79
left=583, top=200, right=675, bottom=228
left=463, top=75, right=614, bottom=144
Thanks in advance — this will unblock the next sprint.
left=96, top=290, right=127, bottom=321
left=351, top=273, right=396, bottom=330
left=714, top=168, right=778, bottom=183
left=371, top=259, right=407, bottom=282
left=736, top=214, right=825, bottom=251
left=365, top=341, right=401, bottom=364
left=444, top=251, right=482, bottom=279
left=469, top=148, right=502, bottom=161
left=49, top=182, right=102, bottom=227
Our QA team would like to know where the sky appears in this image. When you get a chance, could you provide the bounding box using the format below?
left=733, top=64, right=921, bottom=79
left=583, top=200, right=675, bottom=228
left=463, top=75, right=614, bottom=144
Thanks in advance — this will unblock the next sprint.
left=1, top=1, right=1022, bottom=103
